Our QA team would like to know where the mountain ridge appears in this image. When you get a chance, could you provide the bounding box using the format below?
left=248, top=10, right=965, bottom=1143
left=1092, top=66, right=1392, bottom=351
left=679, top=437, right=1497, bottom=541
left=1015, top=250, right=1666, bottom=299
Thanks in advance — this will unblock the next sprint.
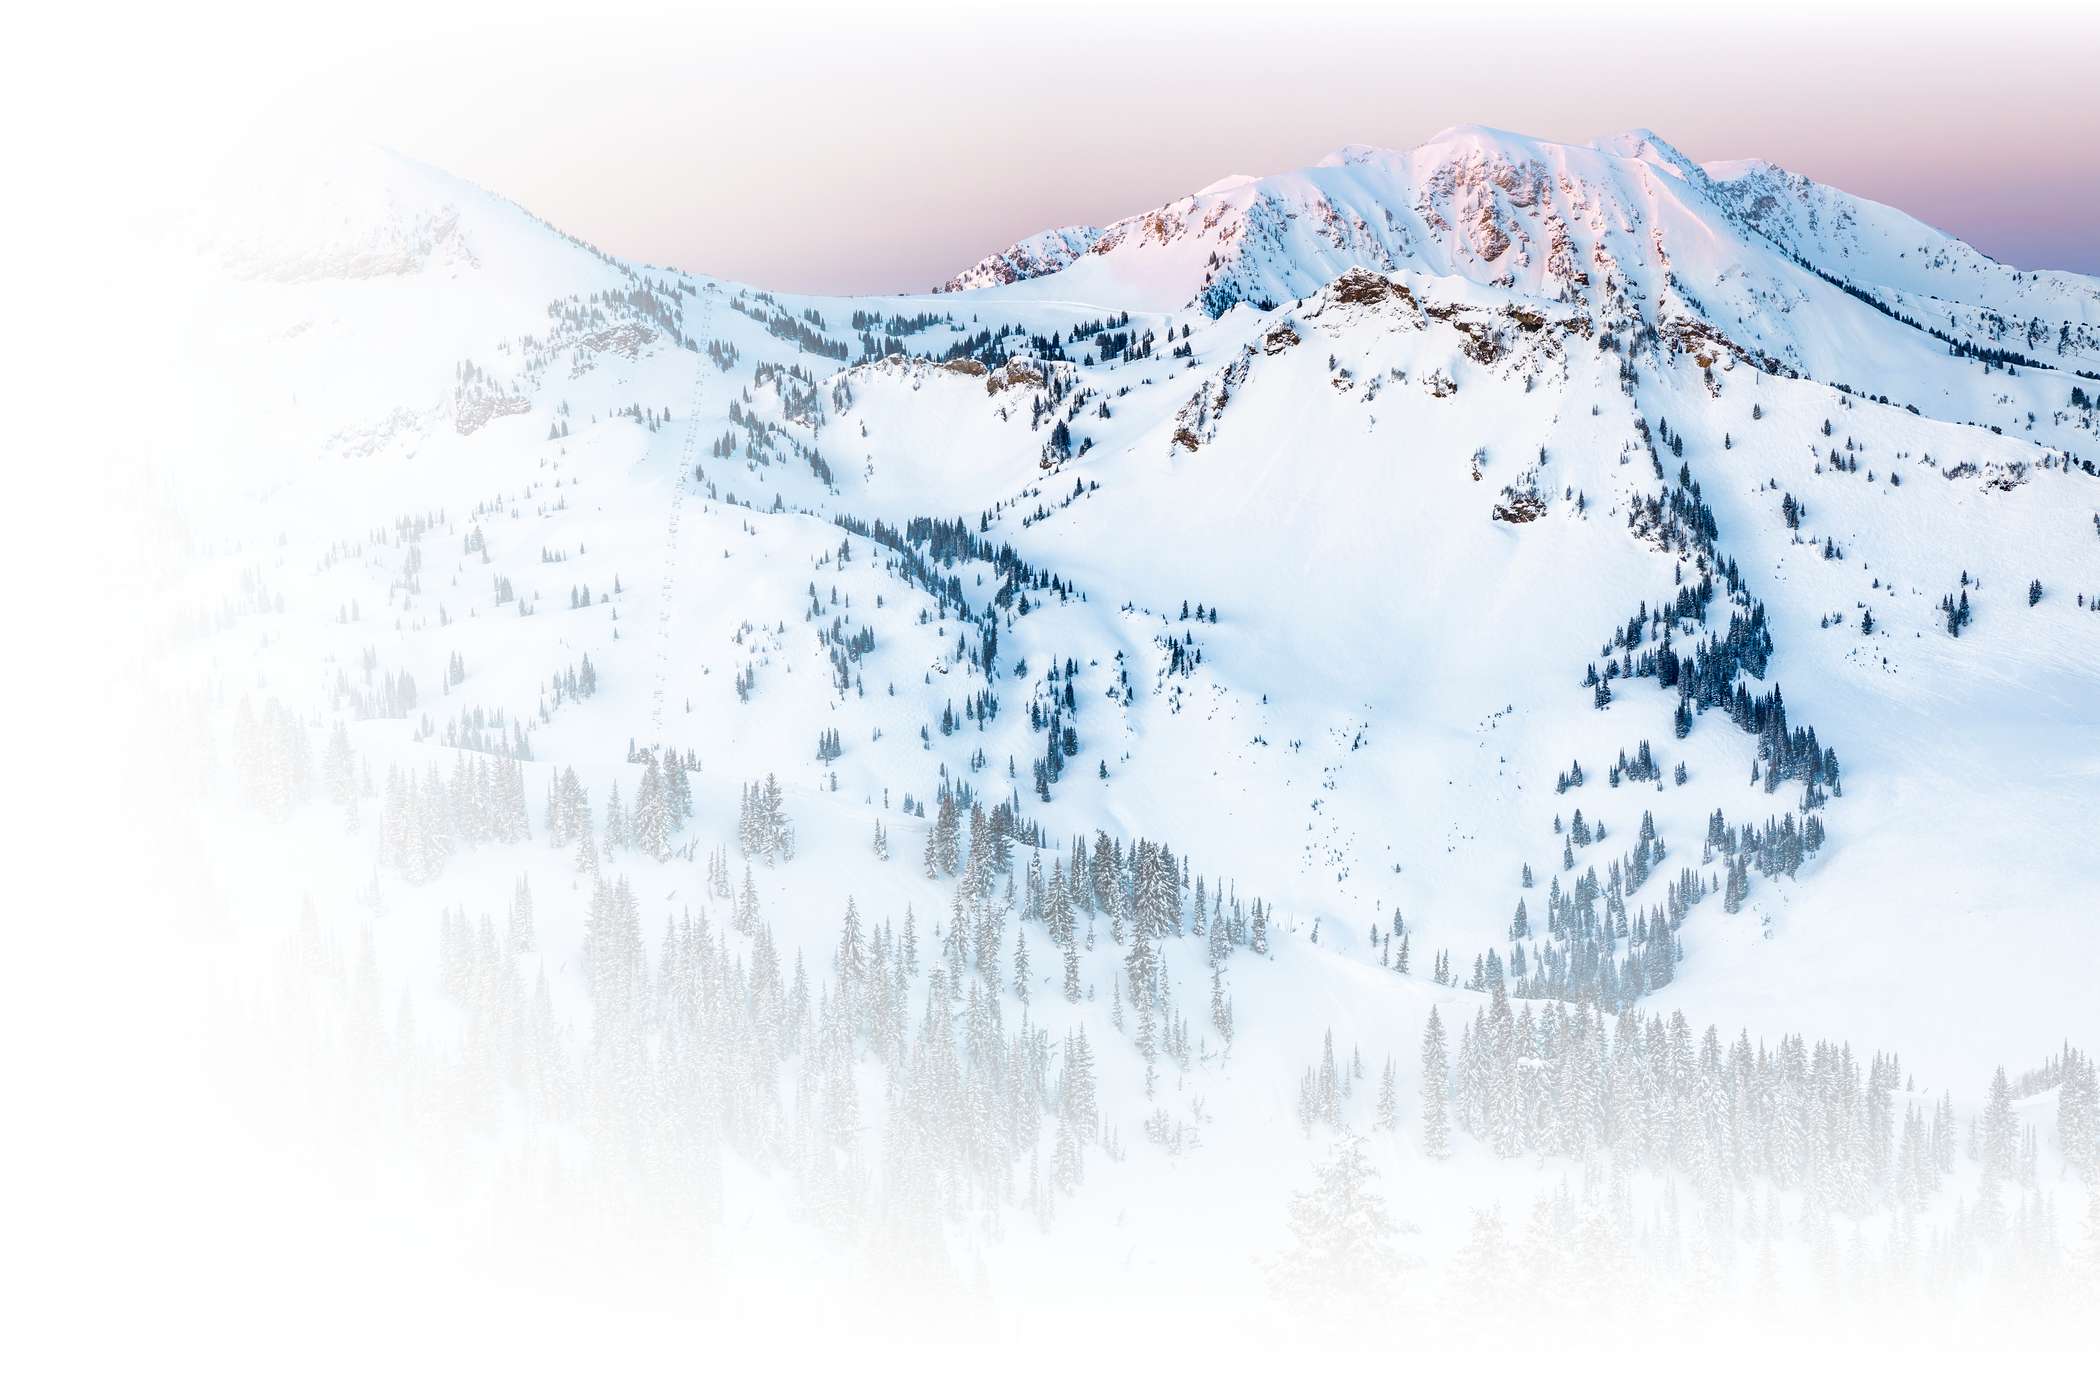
left=941, top=124, right=2100, bottom=385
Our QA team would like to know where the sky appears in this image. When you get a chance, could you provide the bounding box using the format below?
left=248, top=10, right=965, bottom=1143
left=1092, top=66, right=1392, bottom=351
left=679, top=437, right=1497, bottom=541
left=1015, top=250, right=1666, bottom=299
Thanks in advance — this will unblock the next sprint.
left=54, top=0, right=2100, bottom=293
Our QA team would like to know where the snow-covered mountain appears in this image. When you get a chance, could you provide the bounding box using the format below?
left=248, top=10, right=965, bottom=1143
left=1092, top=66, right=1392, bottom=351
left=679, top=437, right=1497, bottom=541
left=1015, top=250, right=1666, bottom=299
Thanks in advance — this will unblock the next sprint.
left=132, top=125, right=2100, bottom=1337
left=949, top=124, right=2100, bottom=381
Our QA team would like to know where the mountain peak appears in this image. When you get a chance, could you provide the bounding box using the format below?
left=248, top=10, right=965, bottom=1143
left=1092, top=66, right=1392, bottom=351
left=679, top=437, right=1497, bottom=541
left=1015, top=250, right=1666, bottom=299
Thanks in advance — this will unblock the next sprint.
left=1419, top=121, right=1545, bottom=149
left=1589, top=127, right=1700, bottom=178
left=1320, top=125, right=1553, bottom=171
left=186, top=139, right=622, bottom=292
left=1314, top=143, right=1390, bottom=169
left=937, top=121, right=2100, bottom=374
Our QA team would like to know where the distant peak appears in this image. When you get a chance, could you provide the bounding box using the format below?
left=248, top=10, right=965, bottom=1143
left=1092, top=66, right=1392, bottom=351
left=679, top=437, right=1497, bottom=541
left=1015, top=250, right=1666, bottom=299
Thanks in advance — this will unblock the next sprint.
left=1590, top=128, right=1699, bottom=178
left=1592, top=126, right=1665, bottom=152
left=1315, top=144, right=1393, bottom=169
left=1321, top=126, right=1546, bottom=171
left=1419, top=122, right=1536, bottom=148
left=1194, top=173, right=1260, bottom=197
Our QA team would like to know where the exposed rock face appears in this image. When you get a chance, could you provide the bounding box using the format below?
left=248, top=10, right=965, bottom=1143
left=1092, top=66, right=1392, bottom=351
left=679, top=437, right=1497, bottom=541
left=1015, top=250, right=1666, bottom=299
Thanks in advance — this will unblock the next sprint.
left=1470, top=204, right=1512, bottom=262
left=1492, top=490, right=1546, bottom=523
left=941, top=225, right=1105, bottom=291
left=455, top=392, right=531, bottom=435
left=985, top=357, right=1045, bottom=394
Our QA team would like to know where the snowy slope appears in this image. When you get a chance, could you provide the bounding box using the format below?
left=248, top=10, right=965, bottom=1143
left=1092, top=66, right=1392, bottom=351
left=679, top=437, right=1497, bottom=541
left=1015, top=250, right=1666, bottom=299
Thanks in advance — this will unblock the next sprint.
left=127, top=129, right=2100, bottom=1333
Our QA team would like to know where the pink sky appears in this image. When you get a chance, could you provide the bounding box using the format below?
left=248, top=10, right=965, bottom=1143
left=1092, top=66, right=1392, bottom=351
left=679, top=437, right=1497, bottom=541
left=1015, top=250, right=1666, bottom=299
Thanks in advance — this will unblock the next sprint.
left=81, top=0, right=2100, bottom=292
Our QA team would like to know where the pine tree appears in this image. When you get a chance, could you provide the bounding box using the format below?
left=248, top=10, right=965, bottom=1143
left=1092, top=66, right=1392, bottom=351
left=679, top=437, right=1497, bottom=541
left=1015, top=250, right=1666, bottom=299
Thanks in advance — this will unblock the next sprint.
left=1053, top=1114, right=1084, bottom=1194
left=1126, top=924, right=1158, bottom=1061
left=927, top=791, right=961, bottom=877
left=1062, top=1027, right=1098, bottom=1142
left=1981, top=1065, right=2018, bottom=1181
left=836, top=897, right=866, bottom=1021
left=1267, top=1135, right=1402, bottom=1316
left=1420, top=1007, right=1451, bottom=1159
left=603, top=779, right=628, bottom=852
left=760, top=772, right=792, bottom=863
left=1045, top=869, right=1075, bottom=949
left=1133, top=840, right=1173, bottom=944
left=507, top=875, right=535, bottom=954
left=573, top=800, right=598, bottom=876
left=634, top=750, right=669, bottom=861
